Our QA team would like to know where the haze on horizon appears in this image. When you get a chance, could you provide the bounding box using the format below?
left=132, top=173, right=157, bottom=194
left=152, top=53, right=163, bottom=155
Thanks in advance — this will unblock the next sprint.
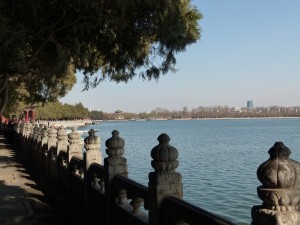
left=60, top=0, right=300, bottom=113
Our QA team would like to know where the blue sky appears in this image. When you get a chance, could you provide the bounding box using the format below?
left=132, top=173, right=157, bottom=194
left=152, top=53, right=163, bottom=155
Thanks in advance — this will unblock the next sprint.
left=60, top=0, right=300, bottom=113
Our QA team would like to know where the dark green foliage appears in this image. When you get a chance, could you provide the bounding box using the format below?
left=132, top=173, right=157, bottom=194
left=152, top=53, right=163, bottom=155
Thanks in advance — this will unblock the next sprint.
left=35, top=102, right=90, bottom=120
left=0, top=0, right=201, bottom=115
left=90, top=110, right=105, bottom=120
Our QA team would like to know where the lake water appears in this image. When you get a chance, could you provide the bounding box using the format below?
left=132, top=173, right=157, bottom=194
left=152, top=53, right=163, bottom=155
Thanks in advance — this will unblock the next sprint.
left=78, top=118, right=300, bottom=225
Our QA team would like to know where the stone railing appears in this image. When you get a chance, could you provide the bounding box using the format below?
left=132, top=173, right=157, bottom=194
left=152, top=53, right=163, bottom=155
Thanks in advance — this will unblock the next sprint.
left=6, top=122, right=300, bottom=225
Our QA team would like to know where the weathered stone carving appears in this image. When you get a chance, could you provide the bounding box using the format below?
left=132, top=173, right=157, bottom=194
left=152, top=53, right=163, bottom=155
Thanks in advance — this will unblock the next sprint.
left=117, top=189, right=127, bottom=204
left=130, top=197, right=144, bottom=213
left=252, top=142, right=300, bottom=225
left=19, top=122, right=25, bottom=136
left=57, top=126, right=68, bottom=156
left=32, top=124, right=39, bottom=141
left=14, top=122, right=20, bottom=134
left=104, top=130, right=128, bottom=190
left=84, top=129, right=102, bottom=171
left=41, top=125, right=49, bottom=152
left=28, top=123, right=34, bottom=140
left=25, top=123, right=32, bottom=139
left=48, top=126, right=58, bottom=151
left=149, top=133, right=182, bottom=225
left=67, top=127, right=82, bottom=162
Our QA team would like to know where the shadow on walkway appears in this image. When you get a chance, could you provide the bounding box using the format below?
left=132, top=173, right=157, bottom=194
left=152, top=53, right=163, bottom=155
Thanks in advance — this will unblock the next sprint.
left=0, top=133, right=74, bottom=225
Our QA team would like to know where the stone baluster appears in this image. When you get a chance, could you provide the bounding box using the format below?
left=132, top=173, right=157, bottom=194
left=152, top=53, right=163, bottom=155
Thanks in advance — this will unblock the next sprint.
left=25, top=123, right=33, bottom=151
left=20, top=122, right=25, bottom=137
left=40, top=125, right=49, bottom=167
left=57, top=126, right=68, bottom=156
left=13, top=122, right=20, bottom=134
left=103, top=130, right=127, bottom=225
left=13, top=123, right=20, bottom=147
left=91, top=172, right=101, bottom=189
left=19, top=123, right=25, bottom=149
left=84, top=129, right=102, bottom=172
left=26, top=123, right=33, bottom=149
left=67, top=127, right=82, bottom=162
left=104, top=130, right=128, bottom=191
left=117, top=189, right=127, bottom=204
left=22, top=123, right=28, bottom=150
left=148, top=133, right=183, bottom=225
left=252, top=142, right=300, bottom=225
left=28, top=123, right=34, bottom=143
left=32, top=124, right=39, bottom=142
left=35, top=124, right=44, bottom=162
left=30, top=124, right=39, bottom=158
left=130, top=197, right=144, bottom=213
left=26, top=123, right=32, bottom=139
left=41, top=125, right=49, bottom=151
left=23, top=123, right=28, bottom=138
left=48, top=126, right=58, bottom=153
left=36, top=124, right=44, bottom=146
left=99, top=177, right=105, bottom=193
left=48, top=126, right=58, bottom=175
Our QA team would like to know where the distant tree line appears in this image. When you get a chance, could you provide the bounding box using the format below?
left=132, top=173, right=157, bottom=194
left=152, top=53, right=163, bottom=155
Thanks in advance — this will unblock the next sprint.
left=9, top=103, right=300, bottom=121
left=35, top=102, right=89, bottom=120
left=89, top=105, right=300, bottom=120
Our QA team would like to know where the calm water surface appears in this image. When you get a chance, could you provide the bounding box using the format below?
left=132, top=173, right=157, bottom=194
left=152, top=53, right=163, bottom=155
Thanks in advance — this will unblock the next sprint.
left=79, top=118, right=300, bottom=225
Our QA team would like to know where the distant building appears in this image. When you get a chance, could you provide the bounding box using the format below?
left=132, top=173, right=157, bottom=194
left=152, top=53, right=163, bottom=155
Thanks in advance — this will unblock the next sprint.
left=23, top=107, right=36, bottom=123
left=247, top=100, right=253, bottom=108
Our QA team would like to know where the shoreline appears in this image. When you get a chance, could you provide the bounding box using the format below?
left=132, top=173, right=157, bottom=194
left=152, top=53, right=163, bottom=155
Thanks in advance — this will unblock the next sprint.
left=37, top=119, right=92, bottom=128
left=27, top=117, right=300, bottom=129
left=92, top=116, right=300, bottom=122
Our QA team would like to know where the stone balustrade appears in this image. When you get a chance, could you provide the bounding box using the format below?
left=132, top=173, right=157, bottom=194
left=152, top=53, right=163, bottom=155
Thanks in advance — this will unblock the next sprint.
left=6, top=122, right=300, bottom=225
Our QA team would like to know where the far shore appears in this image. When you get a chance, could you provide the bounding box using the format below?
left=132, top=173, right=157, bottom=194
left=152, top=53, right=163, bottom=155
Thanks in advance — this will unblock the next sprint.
left=37, top=119, right=92, bottom=128
left=32, top=116, right=300, bottom=128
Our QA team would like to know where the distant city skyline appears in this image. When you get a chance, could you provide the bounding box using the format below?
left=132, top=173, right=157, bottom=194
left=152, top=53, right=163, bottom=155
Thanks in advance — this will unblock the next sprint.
left=60, top=0, right=300, bottom=113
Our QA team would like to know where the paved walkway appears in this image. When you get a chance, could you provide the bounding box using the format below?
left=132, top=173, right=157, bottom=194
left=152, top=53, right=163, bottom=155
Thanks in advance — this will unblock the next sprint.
left=0, top=133, right=74, bottom=225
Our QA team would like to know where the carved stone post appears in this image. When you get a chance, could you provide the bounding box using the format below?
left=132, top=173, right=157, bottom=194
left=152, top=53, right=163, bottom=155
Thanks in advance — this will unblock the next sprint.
left=148, top=133, right=183, bottom=225
left=23, top=123, right=28, bottom=138
left=35, top=124, right=43, bottom=163
left=32, top=124, right=39, bottom=142
left=41, top=125, right=49, bottom=150
left=28, top=123, right=34, bottom=140
left=40, top=125, right=49, bottom=168
left=57, top=126, right=68, bottom=157
left=84, top=129, right=102, bottom=172
left=104, top=130, right=128, bottom=225
left=48, top=126, right=57, bottom=151
left=26, top=123, right=32, bottom=139
left=48, top=126, right=58, bottom=175
left=104, top=130, right=128, bottom=191
left=22, top=123, right=29, bottom=151
left=252, top=142, right=300, bottom=225
left=20, top=122, right=25, bottom=137
left=20, top=123, right=26, bottom=150
left=13, top=122, right=20, bottom=148
left=14, top=122, right=20, bottom=134
left=67, top=127, right=82, bottom=162
left=25, top=123, right=33, bottom=152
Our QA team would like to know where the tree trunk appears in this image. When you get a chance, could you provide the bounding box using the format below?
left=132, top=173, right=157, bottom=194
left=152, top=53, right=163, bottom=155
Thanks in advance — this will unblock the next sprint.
left=0, top=74, right=9, bottom=115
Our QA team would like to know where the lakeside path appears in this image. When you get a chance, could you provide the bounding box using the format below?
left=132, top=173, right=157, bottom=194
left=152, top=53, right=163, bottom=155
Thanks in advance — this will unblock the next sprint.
left=0, top=133, right=76, bottom=225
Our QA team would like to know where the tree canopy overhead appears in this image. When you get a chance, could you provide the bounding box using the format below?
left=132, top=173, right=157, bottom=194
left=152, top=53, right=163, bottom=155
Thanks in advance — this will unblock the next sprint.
left=0, top=0, right=202, bottom=115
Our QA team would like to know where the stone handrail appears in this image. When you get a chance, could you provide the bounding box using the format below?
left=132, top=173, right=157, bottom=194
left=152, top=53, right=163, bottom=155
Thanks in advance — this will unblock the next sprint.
left=160, top=196, right=236, bottom=225
left=8, top=122, right=300, bottom=225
